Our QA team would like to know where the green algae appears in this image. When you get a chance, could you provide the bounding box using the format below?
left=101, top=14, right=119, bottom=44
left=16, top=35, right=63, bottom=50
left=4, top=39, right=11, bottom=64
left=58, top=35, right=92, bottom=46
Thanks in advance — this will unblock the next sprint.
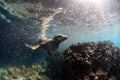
left=0, top=0, right=43, bottom=19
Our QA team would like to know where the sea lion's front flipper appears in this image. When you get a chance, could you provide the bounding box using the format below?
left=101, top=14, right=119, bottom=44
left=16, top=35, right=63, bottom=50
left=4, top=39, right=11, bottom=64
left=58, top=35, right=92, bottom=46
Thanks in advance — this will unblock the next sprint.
left=25, top=43, right=40, bottom=50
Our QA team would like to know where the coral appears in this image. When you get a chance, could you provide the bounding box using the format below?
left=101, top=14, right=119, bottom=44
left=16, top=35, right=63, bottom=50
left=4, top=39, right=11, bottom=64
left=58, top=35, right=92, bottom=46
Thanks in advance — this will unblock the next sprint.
left=62, top=41, right=120, bottom=80
left=0, top=62, right=49, bottom=80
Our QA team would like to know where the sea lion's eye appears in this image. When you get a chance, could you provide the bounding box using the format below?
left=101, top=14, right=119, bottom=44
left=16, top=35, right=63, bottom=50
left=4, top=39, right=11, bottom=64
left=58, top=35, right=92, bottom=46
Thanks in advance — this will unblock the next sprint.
left=58, top=37, right=62, bottom=40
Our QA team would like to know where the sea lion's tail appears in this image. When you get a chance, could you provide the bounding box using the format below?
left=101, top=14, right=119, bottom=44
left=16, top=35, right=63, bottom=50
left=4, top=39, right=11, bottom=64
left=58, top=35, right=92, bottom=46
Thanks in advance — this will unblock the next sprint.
left=24, top=43, right=40, bottom=50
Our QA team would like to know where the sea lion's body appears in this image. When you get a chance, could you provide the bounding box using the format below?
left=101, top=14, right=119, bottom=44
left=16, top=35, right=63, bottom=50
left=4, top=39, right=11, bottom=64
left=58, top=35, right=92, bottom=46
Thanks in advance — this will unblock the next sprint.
left=25, top=34, right=67, bottom=55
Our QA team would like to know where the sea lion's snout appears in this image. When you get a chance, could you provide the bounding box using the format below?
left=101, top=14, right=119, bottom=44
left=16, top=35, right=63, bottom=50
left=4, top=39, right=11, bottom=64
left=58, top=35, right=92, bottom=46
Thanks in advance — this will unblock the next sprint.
left=63, top=35, right=68, bottom=40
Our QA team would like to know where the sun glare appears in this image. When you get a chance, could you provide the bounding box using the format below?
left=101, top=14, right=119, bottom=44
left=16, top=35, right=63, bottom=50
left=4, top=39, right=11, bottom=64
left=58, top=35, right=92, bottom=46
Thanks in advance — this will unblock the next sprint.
left=88, top=0, right=103, bottom=3
left=77, top=0, right=104, bottom=6
left=86, top=0, right=104, bottom=5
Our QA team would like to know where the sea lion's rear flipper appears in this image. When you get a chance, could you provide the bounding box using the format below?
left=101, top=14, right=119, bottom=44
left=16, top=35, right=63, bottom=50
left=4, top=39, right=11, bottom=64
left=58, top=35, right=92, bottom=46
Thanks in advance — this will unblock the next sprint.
left=25, top=43, right=40, bottom=50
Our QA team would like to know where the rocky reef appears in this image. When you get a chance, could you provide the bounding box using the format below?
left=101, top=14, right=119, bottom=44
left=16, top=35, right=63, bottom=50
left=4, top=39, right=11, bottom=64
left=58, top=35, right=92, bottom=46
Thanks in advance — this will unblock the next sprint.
left=62, top=41, right=120, bottom=80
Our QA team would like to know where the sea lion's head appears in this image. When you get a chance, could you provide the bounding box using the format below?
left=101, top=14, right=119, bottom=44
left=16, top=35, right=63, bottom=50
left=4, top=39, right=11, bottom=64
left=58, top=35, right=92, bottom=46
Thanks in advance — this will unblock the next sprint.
left=53, top=34, right=68, bottom=43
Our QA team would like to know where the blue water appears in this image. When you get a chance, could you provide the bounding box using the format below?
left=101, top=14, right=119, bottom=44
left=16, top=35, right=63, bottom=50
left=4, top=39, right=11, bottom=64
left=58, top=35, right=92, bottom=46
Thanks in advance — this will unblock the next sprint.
left=46, top=22, right=120, bottom=53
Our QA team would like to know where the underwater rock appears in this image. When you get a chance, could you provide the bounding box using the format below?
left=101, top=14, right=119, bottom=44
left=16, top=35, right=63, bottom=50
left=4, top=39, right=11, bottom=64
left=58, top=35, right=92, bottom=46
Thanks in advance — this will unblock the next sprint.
left=62, top=41, right=120, bottom=80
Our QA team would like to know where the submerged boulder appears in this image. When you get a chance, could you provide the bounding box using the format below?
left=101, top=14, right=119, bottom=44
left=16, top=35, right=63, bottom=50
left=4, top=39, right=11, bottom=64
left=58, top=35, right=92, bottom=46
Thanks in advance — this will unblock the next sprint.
left=62, top=41, right=120, bottom=80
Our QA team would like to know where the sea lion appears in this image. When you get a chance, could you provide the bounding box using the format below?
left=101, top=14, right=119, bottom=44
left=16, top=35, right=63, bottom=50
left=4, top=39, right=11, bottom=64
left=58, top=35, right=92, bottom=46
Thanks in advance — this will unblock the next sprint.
left=25, top=34, right=68, bottom=55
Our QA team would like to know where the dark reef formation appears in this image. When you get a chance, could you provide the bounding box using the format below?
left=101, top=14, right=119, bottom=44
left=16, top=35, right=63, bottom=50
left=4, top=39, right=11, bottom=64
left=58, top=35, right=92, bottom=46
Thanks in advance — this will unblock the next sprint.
left=62, top=41, right=120, bottom=80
